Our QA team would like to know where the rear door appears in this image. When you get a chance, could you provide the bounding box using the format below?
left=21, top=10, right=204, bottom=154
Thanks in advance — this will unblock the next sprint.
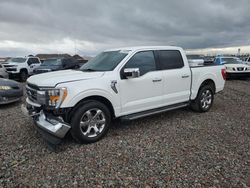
left=156, top=50, right=191, bottom=106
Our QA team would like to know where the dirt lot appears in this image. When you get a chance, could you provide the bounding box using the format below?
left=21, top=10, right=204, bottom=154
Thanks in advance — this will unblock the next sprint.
left=0, top=80, right=250, bottom=187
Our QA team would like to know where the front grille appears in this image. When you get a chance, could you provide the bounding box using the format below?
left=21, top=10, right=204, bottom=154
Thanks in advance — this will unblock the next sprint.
left=27, top=83, right=40, bottom=90
left=26, top=83, right=39, bottom=102
left=6, top=68, right=17, bottom=71
left=3, top=65, right=15, bottom=68
left=237, top=67, right=244, bottom=71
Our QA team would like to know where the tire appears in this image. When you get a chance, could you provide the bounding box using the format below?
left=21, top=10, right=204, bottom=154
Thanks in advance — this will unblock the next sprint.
left=190, top=85, right=214, bottom=112
left=20, top=70, right=28, bottom=82
left=70, top=100, right=111, bottom=143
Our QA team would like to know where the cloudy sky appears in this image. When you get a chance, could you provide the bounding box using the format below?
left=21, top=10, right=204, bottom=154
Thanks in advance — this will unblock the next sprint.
left=0, top=0, right=250, bottom=56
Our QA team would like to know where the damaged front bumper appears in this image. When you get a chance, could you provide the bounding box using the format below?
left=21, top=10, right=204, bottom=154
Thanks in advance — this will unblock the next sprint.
left=21, top=98, right=71, bottom=143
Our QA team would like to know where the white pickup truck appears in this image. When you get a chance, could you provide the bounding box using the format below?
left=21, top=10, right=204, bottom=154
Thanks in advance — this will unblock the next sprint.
left=2, top=57, right=41, bottom=81
left=22, top=46, right=226, bottom=144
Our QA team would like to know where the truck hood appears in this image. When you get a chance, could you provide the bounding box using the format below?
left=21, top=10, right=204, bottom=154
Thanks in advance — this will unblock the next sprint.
left=27, top=70, right=105, bottom=87
left=2, top=62, right=21, bottom=66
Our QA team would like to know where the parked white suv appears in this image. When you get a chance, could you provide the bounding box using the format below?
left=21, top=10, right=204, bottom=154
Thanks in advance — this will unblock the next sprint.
left=3, top=57, right=41, bottom=81
left=22, top=46, right=226, bottom=145
left=215, top=56, right=250, bottom=78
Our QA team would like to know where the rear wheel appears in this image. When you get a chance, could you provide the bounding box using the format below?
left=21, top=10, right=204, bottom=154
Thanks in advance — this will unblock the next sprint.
left=190, top=85, right=214, bottom=112
left=20, top=70, right=28, bottom=82
left=70, top=100, right=111, bottom=143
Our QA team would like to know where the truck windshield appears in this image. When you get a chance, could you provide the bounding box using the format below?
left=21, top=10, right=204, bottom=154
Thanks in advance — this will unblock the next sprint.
left=222, top=58, right=242, bottom=64
left=80, top=51, right=129, bottom=71
left=7, top=58, right=26, bottom=63
left=42, top=59, right=62, bottom=66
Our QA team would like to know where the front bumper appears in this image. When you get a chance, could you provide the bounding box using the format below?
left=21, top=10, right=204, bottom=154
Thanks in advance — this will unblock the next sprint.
left=22, top=99, right=71, bottom=140
left=35, top=112, right=71, bottom=138
left=226, top=72, right=250, bottom=78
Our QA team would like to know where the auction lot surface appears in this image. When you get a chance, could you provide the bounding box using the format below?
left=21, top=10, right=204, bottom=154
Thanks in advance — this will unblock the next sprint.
left=0, top=80, right=250, bottom=187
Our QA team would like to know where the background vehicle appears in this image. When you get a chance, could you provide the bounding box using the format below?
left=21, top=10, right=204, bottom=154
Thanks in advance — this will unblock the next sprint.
left=22, top=46, right=225, bottom=145
left=0, top=63, right=8, bottom=78
left=2, top=57, right=41, bottom=81
left=33, top=58, right=80, bottom=74
left=214, top=56, right=250, bottom=78
left=0, top=78, right=23, bottom=104
left=186, top=54, right=205, bottom=66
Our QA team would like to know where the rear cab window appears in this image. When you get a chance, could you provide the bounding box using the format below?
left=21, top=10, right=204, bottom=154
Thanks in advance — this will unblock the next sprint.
left=157, top=50, right=184, bottom=70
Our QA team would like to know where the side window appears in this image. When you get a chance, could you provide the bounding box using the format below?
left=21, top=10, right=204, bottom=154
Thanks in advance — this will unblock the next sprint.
left=27, top=58, right=33, bottom=66
left=158, top=50, right=184, bottom=70
left=124, top=51, right=156, bottom=76
left=32, top=58, right=40, bottom=64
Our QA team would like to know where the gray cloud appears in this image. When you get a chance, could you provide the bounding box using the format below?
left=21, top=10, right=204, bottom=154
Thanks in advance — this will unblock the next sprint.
left=0, top=0, right=250, bottom=56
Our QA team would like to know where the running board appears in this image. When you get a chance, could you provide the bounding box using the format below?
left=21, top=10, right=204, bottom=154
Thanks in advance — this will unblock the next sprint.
left=120, top=102, right=189, bottom=121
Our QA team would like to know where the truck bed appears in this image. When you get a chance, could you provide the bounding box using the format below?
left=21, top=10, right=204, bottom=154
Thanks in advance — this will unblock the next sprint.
left=190, top=64, right=225, bottom=100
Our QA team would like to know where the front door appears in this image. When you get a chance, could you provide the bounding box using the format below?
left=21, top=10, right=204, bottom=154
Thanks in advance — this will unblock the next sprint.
left=27, top=58, right=40, bottom=74
left=119, top=51, right=163, bottom=115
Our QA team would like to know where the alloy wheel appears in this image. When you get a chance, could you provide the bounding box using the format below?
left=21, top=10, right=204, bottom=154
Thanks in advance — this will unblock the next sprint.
left=80, top=108, right=106, bottom=138
left=200, top=89, right=212, bottom=109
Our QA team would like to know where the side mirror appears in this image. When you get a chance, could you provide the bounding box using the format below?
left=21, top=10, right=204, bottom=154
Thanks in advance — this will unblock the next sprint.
left=123, top=68, right=140, bottom=79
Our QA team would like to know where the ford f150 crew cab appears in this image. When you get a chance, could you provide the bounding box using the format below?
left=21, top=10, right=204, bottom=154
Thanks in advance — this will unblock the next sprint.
left=3, top=57, right=41, bottom=81
left=22, top=46, right=226, bottom=145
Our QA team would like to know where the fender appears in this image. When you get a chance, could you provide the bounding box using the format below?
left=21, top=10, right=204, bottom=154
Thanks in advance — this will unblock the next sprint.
left=60, top=88, right=121, bottom=117
left=191, top=72, right=217, bottom=100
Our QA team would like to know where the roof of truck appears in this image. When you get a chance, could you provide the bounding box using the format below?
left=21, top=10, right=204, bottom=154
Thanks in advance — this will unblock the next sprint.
left=105, top=46, right=183, bottom=52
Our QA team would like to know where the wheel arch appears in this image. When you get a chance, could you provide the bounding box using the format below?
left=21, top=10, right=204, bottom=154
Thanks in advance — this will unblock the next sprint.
left=199, top=79, right=216, bottom=94
left=20, top=68, right=28, bottom=73
left=191, top=77, right=217, bottom=100
left=67, top=95, right=116, bottom=123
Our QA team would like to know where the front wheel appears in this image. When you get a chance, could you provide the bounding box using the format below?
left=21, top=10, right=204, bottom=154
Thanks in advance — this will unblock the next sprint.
left=70, top=100, right=111, bottom=143
left=190, top=85, right=214, bottom=112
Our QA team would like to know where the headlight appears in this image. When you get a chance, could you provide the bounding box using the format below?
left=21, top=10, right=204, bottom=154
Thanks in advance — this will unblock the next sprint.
left=45, top=88, right=68, bottom=108
left=0, top=86, right=12, bottom=90
left=226, top=67, right=233, bottom=71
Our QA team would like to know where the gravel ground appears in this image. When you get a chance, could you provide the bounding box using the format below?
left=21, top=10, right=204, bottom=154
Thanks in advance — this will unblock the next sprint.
left=0, top=80, right=250, bottom=187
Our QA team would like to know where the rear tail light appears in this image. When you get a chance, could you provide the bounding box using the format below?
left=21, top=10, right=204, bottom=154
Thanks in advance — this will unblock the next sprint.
left=221, top=68, right=226, bottom=80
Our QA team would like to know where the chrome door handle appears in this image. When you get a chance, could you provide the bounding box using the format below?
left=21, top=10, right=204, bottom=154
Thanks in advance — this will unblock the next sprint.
left=182, top=75, right=190, bottom=78
left=152, top=78, right=162, bottom=82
